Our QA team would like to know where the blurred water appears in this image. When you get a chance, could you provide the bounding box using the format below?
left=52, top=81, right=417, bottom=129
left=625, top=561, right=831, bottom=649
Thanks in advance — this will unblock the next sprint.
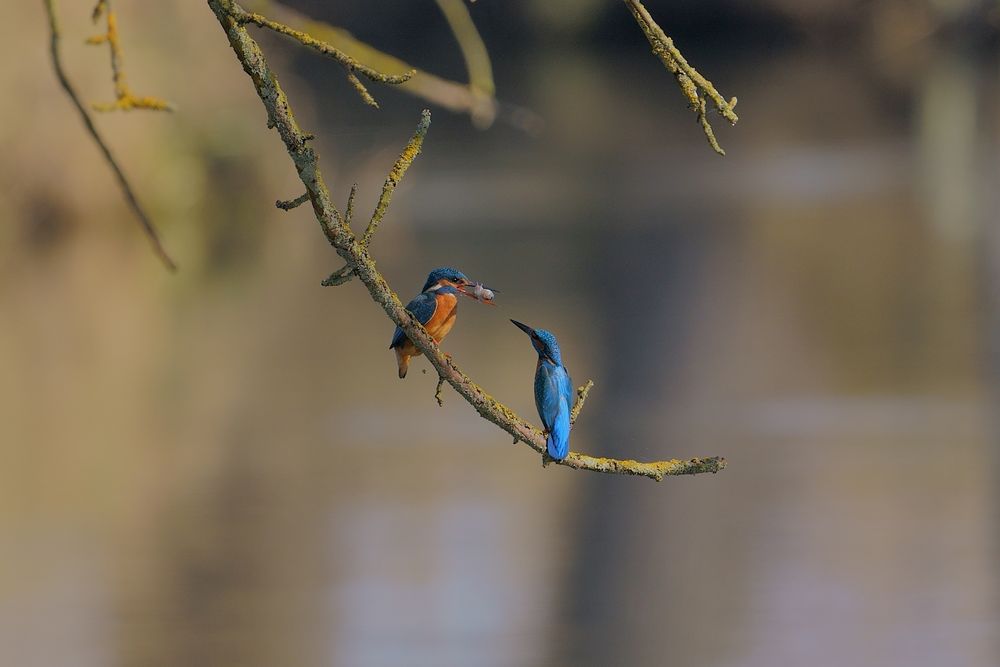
left=1, top=2, right=999, bottom=666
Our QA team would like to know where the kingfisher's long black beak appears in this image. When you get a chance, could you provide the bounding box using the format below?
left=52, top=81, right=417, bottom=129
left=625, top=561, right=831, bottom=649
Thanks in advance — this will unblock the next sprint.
left=510, top=319, right=535, bottom=337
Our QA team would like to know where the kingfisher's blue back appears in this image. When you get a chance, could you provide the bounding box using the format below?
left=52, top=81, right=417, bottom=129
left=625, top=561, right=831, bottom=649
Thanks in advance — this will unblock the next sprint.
left=534, top=359, right=574, bottom=460
left=511, top=320, right=574, bottom=461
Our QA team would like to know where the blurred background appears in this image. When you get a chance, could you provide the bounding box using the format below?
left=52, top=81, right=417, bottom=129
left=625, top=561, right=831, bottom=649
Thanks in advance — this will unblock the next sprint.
left=2, top=0, right=999, bottom=665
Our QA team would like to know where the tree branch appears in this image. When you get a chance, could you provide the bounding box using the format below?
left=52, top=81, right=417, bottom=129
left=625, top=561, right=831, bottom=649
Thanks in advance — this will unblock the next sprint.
left=206, top=0, right=726, bottom=481
left=42, top=0, right=176, bottom=271
left=623, top=0, right=738, bottom=155
left=86, top=0, right=173, bottom=111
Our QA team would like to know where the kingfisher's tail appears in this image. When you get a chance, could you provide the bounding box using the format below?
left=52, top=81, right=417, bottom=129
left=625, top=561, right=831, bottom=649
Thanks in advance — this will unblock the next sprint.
left=395, top=348, right=411, bottom=379
left=546, top=399, right=571, bottom=461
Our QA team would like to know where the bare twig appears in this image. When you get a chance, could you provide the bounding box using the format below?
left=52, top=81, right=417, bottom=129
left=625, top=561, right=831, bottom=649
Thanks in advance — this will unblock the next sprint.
left=570, top=380, right=594, bottom=425
left=344, top=184, right=358, bottom=227
left=435, top=376, right=446, bottom=407
left=87, top=0, right=173, bottom=111
left=362, top=110, right=430, bottom=247
left=276, top=192, right=309, bottom=210
left=206, top=0, right=726, bottom=480
left=623, top=0, right=738, bottom=155
left=42, top=0, right=176, bottom=271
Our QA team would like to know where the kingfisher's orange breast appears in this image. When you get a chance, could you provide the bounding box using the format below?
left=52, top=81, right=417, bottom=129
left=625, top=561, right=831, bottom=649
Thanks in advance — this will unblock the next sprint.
left=425, top=292, right=458, bottom=342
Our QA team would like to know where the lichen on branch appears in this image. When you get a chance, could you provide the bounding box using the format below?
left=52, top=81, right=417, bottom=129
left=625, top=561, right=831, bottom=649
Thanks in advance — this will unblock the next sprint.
left=87, top=0, right=173, bottom=111
left=206, top=0, right=727, bottom=480
left=623, top=0, right=738, bottom=155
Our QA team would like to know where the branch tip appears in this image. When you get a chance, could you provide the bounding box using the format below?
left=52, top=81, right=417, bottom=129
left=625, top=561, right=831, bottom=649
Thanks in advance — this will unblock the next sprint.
left=276, top=192, right=309, bottom=210
left=322, top=264, right=354, bottom=286
left=345, top=184, right=358, bottom=226
left=435, top=376, right=446, bottom=406
left=569, top=379, right=594, bottom=425
left=361, top=110, right=431, bottom=247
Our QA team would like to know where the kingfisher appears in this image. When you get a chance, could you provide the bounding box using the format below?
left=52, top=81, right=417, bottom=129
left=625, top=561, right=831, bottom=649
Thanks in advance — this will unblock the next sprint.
left=511, top=320, right=574, bottom=461
left=390, top=267, right=482, bottom=379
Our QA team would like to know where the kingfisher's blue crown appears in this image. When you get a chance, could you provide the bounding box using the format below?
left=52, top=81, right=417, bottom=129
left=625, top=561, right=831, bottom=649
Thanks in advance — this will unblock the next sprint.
left=422, top=267, right=469, bottom=292
left=532, top=328, right=562, bottom=363
left=512, top=319, right=563, bottom=364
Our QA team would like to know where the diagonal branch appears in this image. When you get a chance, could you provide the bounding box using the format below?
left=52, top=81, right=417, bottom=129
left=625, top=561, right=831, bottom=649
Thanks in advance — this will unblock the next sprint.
left=207, top=0, right=726, bottom=481
left=42, top=0, right=176, bottom=271
left=623, top=0, right=738, bottom=155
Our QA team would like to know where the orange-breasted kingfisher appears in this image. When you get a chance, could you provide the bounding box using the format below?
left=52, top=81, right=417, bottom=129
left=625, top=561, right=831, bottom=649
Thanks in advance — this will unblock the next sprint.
left=511, top=319, right=574, bottom=461
left=390, top=267, right=482, bottom=379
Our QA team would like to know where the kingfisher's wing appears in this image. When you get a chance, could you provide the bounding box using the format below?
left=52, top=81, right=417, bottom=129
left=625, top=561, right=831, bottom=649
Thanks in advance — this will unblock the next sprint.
left=535, top=363, right=572, bottom=460
left=561, top=366, right=575, bottom=408
left=389, top=292, right=437, bottom=349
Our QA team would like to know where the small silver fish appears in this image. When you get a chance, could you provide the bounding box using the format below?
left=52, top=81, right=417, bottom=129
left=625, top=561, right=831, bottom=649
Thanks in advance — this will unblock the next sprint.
left=467, top=282, right=497, bottom=305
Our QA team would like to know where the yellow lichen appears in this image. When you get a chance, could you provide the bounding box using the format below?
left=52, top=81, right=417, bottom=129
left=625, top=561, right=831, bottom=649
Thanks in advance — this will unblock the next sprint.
left=87, top=0, right=173, bottom=112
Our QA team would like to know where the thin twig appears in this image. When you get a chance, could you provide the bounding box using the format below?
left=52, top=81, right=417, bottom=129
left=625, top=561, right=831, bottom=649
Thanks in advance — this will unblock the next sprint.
left=207, top=0, right=726, bottom=480
left=276, top=192, right=309, bottom=210
left=344, top=69, right=378, bottom=109
left=344, top=184, right=358, bottom=227
left=362, top=109, right=430, bottom=247
left=623, top=0, right=738, bottom=155
left=322, top=264, right=353, bottom=287
left=42, top=0, right=176, bottom=271
left=87, top=0, right=173, bottom=111
left=324, top=111, right=429, bottom=288
left=435, top=376, right=446, bottom=407
left=570, top=380, right=594, bottom=425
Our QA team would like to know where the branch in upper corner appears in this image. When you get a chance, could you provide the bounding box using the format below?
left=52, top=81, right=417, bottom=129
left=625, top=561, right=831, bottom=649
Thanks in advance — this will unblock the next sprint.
left=434, top=0, right=496, bottom=128
left=255, top=2, right=502, bottom=128
left=86, top=0, right=173, bottom=111
left=225, top=0, right=414, bottom=109
left=623, top=0, right=738, bottom=155
left=42, top=0, right=176, bottom=271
